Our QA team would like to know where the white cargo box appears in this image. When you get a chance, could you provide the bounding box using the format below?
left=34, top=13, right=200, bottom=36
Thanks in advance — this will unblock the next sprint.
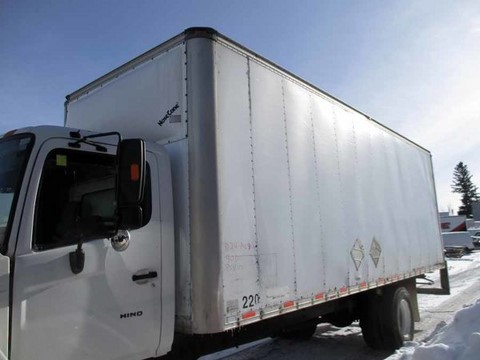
left=442, top=232, right=475, bottom=250
left=65, top=28, right=445, bottom=335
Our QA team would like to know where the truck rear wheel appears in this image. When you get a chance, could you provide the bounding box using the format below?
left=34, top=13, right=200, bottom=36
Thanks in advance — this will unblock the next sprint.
left=360, top=286, right=414, bottom=350
left=359, top=293, right=383, bottom=349
left=382, top=287, right=414, bottom=349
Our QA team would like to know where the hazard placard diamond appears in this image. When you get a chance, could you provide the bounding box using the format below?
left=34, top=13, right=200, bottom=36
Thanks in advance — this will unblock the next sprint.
left=350, top=238, right=365, bottom=271
left=369, top=237, right=382, bottom=267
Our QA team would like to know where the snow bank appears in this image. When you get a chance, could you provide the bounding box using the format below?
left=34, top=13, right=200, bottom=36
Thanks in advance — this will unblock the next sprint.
left=388, top=300, right=480, bottom=360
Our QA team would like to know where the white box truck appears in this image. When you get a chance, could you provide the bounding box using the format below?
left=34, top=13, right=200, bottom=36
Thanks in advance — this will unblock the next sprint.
left=442, top=232, right=475, bottom=251
left=0, top=28, right=448, bottom=360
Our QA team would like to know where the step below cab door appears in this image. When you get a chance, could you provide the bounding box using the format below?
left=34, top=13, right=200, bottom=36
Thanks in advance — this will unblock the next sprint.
left=10, top=139, right=163, bottom=360
left=0, top=254, right=9, bottom=360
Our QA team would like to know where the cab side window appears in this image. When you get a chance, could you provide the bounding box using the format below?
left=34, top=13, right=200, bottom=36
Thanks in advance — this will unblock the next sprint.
left=34, top=149, right=151, bottom=251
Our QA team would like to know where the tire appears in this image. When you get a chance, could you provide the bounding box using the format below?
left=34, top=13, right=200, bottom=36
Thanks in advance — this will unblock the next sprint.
left=381, top=287, right=414, bottom=349
left=360, top=293, right=383, bottom=349
left=360, top=286, right=414, bottom=350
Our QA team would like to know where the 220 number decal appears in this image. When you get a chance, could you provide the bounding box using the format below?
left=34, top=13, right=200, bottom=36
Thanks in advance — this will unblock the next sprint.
left=242, top=294, right=260, bottom=309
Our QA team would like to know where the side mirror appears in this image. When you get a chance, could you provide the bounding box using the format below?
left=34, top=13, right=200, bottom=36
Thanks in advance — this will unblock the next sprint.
left=117, top=139, right=146, bottom=230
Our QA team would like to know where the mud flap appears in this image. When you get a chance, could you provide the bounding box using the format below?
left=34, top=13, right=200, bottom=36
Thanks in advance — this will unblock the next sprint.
left=417, top=261, right=451, bottom=296
left=0, top=254, right=9, bottom=360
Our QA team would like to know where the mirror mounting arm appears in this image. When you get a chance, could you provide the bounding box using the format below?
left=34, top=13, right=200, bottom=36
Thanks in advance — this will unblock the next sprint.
left=69, top=240, right=85, bottom=275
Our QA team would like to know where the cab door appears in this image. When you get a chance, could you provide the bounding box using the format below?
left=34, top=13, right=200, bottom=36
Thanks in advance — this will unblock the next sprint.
left=10, top=139, right=162, bottom=360
left=0, top=254, right=9, bottom=360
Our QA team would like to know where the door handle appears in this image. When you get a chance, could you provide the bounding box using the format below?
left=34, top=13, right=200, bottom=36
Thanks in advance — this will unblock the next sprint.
left=132, top=271, right=158, bottom=282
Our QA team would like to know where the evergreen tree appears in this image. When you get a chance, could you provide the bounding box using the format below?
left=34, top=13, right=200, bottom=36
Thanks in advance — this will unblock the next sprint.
left=451, top=162, right=479, bottom=216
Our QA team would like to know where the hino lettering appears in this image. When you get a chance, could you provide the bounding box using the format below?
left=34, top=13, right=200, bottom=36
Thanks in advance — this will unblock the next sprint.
left=0, top=28, right=449, bottom=360
left=120, top=311, right=144, bottom=319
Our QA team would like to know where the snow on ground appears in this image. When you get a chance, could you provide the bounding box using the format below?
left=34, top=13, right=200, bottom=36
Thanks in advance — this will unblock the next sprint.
left=417, top=252, right=480, bottom=310
left=387, top=300, right=480, bottom=360
left=204, top=251, right=480, bottom=360
left=387, top=251, right=480, bottom=360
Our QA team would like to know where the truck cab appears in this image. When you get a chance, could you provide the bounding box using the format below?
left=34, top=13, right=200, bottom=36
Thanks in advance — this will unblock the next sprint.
left=0, top=126, right=174, bottom=360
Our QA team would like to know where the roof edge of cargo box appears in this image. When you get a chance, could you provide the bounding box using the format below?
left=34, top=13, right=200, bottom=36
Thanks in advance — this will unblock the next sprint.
left=64, top=27, right=217, bottom=104
left=64, top=27, right=430, bottom=155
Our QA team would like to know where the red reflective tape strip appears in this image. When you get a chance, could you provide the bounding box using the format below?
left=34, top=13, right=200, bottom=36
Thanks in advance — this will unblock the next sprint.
left=377, top=277, right=385, bottom=284
left=315, top=293, right=324, bottom=300
left=339, top=287, right=348, bottom=294
left=283, top=300, right=294, bottom=308
left=130, top=164, right=140, bottom=181
left=241, top=311, right=256, bottom=320
left=360, top=282, right=367, bottom=289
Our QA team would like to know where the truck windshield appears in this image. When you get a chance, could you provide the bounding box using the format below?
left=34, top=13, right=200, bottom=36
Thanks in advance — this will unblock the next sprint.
left=0, top=134, right=34, bottom=253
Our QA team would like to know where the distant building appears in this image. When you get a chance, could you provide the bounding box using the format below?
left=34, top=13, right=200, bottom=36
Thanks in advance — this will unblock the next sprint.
left=472, top=202, right=480, bottom=221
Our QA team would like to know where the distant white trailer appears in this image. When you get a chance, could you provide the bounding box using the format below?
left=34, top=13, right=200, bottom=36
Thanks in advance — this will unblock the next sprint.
left=442, top=232, right=475, bottom=251
left=439, top=214, right=467, bottom=232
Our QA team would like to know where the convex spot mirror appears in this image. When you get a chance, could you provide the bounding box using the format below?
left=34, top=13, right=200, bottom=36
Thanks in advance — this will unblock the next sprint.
left=117, top=139, right=146, bottom=230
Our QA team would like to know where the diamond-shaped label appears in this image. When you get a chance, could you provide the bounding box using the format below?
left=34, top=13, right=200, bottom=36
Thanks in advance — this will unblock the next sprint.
left=350, top=238, right=365, bottom=270
left=369, top=237, right=382, bottom=267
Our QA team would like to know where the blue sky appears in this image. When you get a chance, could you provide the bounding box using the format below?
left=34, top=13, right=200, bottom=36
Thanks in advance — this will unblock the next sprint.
left=1, top=0, right=479, bottom=213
